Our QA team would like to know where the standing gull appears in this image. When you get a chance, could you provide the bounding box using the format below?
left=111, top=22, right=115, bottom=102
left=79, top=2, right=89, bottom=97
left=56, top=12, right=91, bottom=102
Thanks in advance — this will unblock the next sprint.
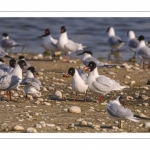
left=64, top=67, right=88, bottom=102
left=136, top=35, right=150, bottom=69
left=1, top=33, right=19, bottom=53
left=38, top=29, right=59, bottom=59
left=57, top=26, right=86, bottom=61
left=20, top=66, right=41, bottom=99
left=77, top=50, right=116, bottom=68
left=85, top=61, right=127, bottom=102
left=127, top=30, right=139, bottom=59
left=106, top=96, right=150, bottom=128
left=106, top=27, right=124, bottom=51
left=0, top=60, right=26, bottom=100
left=0, top=58, right=16, bottom=76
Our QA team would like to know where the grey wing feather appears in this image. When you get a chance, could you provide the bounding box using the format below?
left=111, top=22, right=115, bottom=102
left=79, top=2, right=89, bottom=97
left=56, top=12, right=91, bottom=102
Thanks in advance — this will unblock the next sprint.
left=108, top=36, right=123, bottom=45
left=83, top=57, right=105, bottom=67
left=137, top=47, right=150, bottom=59
left=0, top=47, right=7, bottom=57
left=106, top=102, right=134, bottom=118
left=20, top=78, right=41, bottom=90
left=1, top=39, right=19, bottom=47
left=77, top=69, right=88, bottom=84
left=0, top=75, right=20, bottom=90
left=128, top=39, right=138, bottom=48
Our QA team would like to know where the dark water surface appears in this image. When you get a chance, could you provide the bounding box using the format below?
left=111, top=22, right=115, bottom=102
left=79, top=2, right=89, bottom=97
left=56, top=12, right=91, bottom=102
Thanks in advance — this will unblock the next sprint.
left=0, top=17, right=150, bottom=62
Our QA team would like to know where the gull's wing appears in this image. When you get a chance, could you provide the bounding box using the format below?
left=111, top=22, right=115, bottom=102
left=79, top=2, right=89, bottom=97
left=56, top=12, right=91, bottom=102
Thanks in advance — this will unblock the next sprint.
left=106, top=102, right=134, bottom=119
left=0, top=75, right=21, bottom=90
left=128, top=38, right=139, bottom=48
left=1, top=39, right=19, bottom=48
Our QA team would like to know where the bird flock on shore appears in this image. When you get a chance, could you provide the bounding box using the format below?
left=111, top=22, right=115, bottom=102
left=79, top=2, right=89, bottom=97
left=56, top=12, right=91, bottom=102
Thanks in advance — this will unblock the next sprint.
left=0, top=25, right=150, bottom=128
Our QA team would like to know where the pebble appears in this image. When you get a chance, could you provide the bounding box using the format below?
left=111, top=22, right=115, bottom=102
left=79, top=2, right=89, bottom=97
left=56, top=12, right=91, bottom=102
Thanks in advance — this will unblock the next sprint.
left=55, top=126, right=61, bottom=131
left=124, top=75, right=131, bottom=79
left=130, top=81, right=136, bottom=85
left=68, top=106, right=81, bottom=113
left=68, top=123, right=75, bottom=129
left=48, top=86, right=55, bottom=91
left=39, top=121, right=46, bottom=127
left=44, top=102, right=51, bottom=106
left=76, top=118, right=83, bottom=122
left=42, top=87, right=48, bottom=91
left=79, top=121, right=87, bottom=126
left=46, top=124, right=55, bottom=127
left=87, top=122, right=93, bottom=126
left=35, top=124, right=42, bottom=128
left=67, top=86, right=72, bottom=90
left=13, top=93, right=19, bottom=97
left=27, top=127, right=37, bottom=133
left=126, top=96, right=134, bottom=100
left=32, top=56, right=38, bottom=59
left=54, top=91, right=63, bottom=98
left=13, top=125, right=24, bottom=131
left=34, top=101, right=40, bottom=105
left=143, top=122, right=150, bottom=128
left=143, top=103, right=149, bottom=106
left=37, top=54, right=43, bottom=58
left=92, top=125, right=100, bottom=130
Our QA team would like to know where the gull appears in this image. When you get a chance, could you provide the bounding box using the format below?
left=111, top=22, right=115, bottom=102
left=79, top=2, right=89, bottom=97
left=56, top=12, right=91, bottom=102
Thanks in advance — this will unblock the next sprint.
left=106, top=27, right=124, bottom=51
left=38, top=29, right=59, bottom=59
left=136, top=35, right=150, bottom=69
left=20, top=66, right=41, bottom=99
left=1, top=33, right=19, bottom=53
left=57, top=26, right=86, bottom=61
left=77, top=50, right=117, bottom=68
left=0, top=47, right=11, bottom=59
left=18, top=55, right=31, bottom=67
left=64, top=67, right=88, bottom=102
left=0, top=58, right=16, bottom=76
left=0, top=60, right=27, bottom=100
left=106, top=96, right=150, bottom=128
left=127, top=30, right=139, bottom=59
left=85, top=61, right=127, bottom=102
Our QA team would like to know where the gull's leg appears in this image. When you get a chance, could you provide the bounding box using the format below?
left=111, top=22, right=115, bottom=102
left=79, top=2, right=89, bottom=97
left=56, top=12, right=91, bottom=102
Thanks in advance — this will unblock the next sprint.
left=98, top=94, right=103, bottom=102
left=118, top=120, right=122, bottom=128
left=9, top=91, right=11, bottom=100
left=143, top=61, right=145, bottom=69
left=25, top=94, right=28, bottom=99
left=83, top=91, right=87, bottom=102
left=148, top=61, right=150, bottom=68
left=73, top=93, right=78, bottom=102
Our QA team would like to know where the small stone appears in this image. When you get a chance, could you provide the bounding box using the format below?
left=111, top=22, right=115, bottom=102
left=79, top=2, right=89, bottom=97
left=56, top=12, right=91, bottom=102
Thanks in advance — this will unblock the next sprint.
left=143, top=103, right=149, bottom=106
left=37, top=54, right=43, bottom=58
left=35, top=124, right=42, bottom=128
left=34, top=101, right=40, bottom=105
left=43, top=87, right=48, bottom=91
left=112, top=126, right=119, bottom=130
left=54, top=91, right=63, bottom=98
left=87, top=122, right=93, bottom=126
left=55, top=126, right=61, bottom=131
left=44, top=102, right=51, bottom=106
left=124, top=75, right=130, bottom=79
left=27, top=127, right=37, bottom=133
left=13, top=93, right=19, bottom=97
left=13, top=125, right=24, bottom=131
left=46, top=124, right=55, bottom=127
left=39, top=121, right=46, bottom=127
left=130, top=81, right=136, bottom=85
left=68, top=106, right=81, bottom=113
left=48, top=86, right=55, bottom=91
left=79, top=121, right=87, bottom=126
left=143, top=122, right=150, bottom=128
left=76, top=118, right=83, bottom=122
left=68, top=123, right=75, bottom=129
left=126, top=96, right=134, bottom=100
left=67, top=86, right=72, bottom=90
left=32, top=56, right=38, bottom=59
left=92, top=125, right=100, bottom=130
left=37, top=98, right=43, bottom=102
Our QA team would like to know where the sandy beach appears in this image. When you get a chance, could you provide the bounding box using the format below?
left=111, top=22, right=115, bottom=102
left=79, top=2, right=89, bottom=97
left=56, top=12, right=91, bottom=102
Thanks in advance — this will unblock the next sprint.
left=1, top=53, right=150, bottom=133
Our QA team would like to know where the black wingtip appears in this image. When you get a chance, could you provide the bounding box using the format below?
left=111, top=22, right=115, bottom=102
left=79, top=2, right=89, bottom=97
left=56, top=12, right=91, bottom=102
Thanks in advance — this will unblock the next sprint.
left=134, top=114, right=150, bottom=120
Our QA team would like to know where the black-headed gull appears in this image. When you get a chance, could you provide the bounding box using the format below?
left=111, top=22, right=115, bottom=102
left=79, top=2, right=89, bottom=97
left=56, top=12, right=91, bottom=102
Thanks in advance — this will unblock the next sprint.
left=106, top=96, right=150, bottom=128
left=20, top=66, right=41, bottom=99
left=136, top=35, right=150, bottom=69
left=0, top=60, right=27, bottom=100
left=38, top=29, right=59, bottom=58
left=57, top=26, right=86, bottom=61
left=85, top=61, right=127, bottom=102
left=64, top=67, right=88, bottom=102
left=0, top=58, right=16, bottom=76
left=1, top=33, right=19, bottom=53
left=127, top=30, right=139, bottom=59
left=106, top=27, right=124, bottom=51
left=18, top=55, right=31, bottom=67
left=77, top=50, right=117, bottom=68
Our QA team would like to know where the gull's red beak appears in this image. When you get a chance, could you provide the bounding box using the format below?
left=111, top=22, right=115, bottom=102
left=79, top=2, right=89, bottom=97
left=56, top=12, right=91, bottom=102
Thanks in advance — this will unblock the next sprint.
left=63, top=74, right=71, bottom=78
left=84, top=66, right=90, bottom=72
